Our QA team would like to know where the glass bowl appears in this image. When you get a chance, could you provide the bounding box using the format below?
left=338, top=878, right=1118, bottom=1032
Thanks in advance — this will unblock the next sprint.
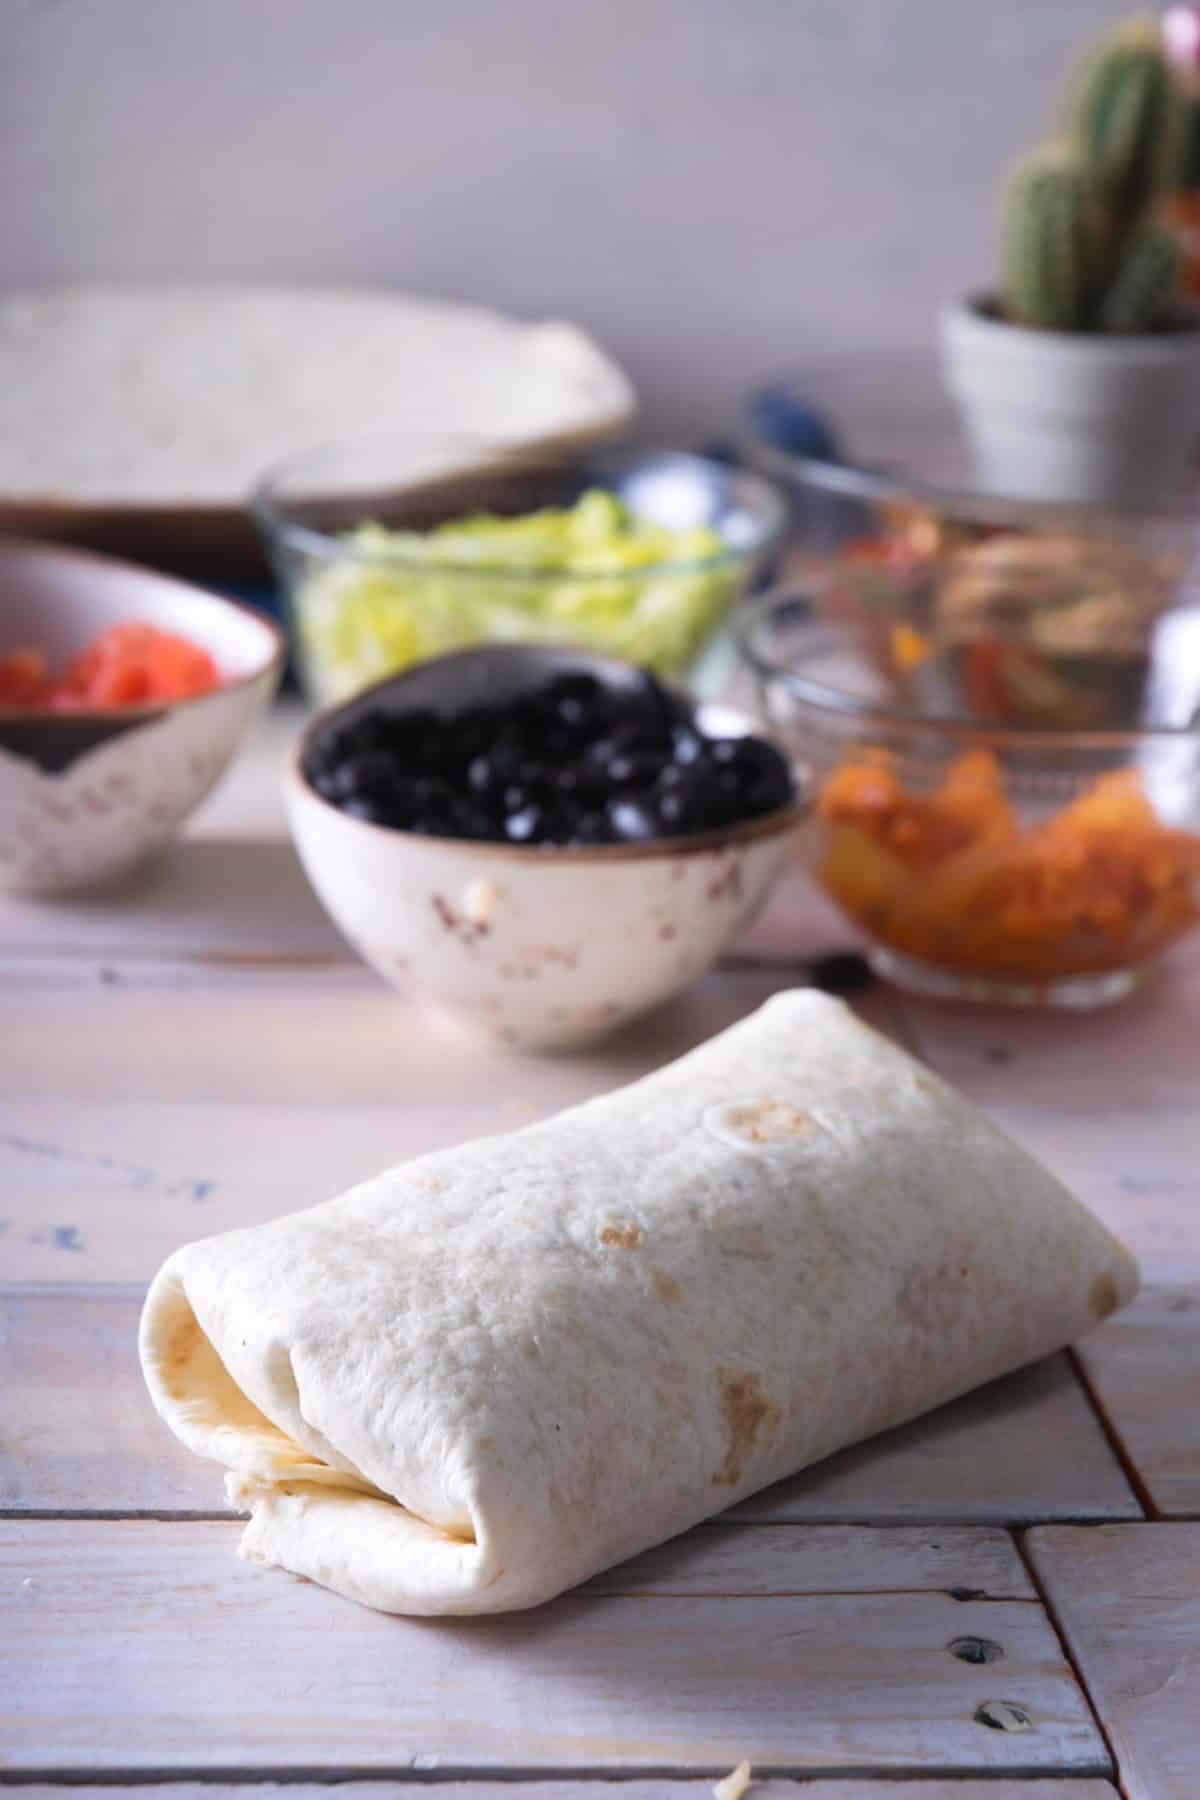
left=252, top=437, right=787, bottom=705
left=739, top=588, right=1200, bottom=1009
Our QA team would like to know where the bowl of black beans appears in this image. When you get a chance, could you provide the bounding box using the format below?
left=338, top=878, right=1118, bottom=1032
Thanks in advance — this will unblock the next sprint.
left=286, top=643, right=800, bottom=1049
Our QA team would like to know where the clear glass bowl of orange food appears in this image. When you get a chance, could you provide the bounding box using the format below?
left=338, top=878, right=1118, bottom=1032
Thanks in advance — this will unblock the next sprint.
left=739, top=588, right=1200, bottom=1008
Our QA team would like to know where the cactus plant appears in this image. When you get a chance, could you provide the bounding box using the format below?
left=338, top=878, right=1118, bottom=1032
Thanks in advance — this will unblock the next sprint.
left=1003, top=144, right=1103, bottom=330
left=1001, top=15, right=1188, bottom=333
left=1098, top=224, right=1182, bottom=330
left=1070, top=18, right=1185, bottom=221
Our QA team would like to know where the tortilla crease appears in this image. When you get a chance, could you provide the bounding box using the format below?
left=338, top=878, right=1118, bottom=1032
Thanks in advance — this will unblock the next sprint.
left=140, top=990, right=1137, bottom=1615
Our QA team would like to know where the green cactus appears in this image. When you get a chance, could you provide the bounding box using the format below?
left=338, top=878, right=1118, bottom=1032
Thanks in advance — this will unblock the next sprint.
left=1070, top=17, right=1186, bottom=221
left=1000, top=14, right=1188, bottom=334
left=1003, top=144, right=1102, bottom=330
left=1098, top=224, right=1182, bottom=331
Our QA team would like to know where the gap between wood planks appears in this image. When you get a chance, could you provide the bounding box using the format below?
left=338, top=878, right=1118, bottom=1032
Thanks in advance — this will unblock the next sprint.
left=1066, top=1345, right=1156, bottom=1521
left=1013, top=1529, right=1122, bottom=1797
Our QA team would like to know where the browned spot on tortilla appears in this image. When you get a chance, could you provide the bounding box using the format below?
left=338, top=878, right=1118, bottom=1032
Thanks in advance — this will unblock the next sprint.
left=652, top=1267, right=681, bottom=1303
left=712, top=1368, right=772, bottom=1488
left=599, top=1220, right=642, bottom=1250
left=1090, top=1272, right=1120, bottom=1319
left=165, top=1313, right=201, bottom=1371
left=722, top=1099, right=816, bottom=1145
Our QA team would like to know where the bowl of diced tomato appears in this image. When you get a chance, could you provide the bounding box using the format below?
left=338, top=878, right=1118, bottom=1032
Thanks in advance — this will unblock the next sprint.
left=0, top=539, right=283, bottom=894
left=740, top=587, right=1200, bottom=1008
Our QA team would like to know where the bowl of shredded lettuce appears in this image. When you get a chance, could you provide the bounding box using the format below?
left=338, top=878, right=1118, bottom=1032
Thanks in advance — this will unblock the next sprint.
left=252, top=440, right=787, bottom=704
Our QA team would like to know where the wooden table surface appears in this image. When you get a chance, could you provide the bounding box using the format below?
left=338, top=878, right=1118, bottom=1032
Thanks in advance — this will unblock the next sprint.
left=3, top=703, right=1198, bottom=1798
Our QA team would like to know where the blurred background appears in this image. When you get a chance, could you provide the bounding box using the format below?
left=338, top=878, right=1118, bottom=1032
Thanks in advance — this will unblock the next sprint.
left=2, top=0, right=1134, bottom=439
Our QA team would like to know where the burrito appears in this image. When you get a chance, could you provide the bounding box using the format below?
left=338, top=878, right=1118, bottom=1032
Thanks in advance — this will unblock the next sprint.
left=140, top=990, right=1136, bottom=1616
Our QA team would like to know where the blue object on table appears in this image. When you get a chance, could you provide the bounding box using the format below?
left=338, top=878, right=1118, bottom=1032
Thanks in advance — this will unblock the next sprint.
left=746, top=385, right=842, bottom=464
left=741, top=381, right=875, bottom=549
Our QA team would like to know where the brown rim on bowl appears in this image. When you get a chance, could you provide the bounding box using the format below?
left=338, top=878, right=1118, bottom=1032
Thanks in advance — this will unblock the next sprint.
left=0, top=535, right=287, bottom=722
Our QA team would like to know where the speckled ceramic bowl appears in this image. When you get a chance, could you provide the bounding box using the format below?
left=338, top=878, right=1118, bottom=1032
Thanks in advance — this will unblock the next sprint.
left=0, top=539, right=284, bottom=895
left=284, top=648, right=800, bottom=1050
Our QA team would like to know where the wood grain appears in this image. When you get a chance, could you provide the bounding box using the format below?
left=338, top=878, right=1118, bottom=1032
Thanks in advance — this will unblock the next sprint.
left=1027, top=1523, right=1200, bottom=1800
left=1074, top=1286, right=1200, bottom=1519
left=0, top=1286, right=1134, bottom=1527
left=1, top=1520, right=1108, bottom=1777
left=902, top=940, right=1200, bottom=1116
left=0, top=965, right=898, bottom=1289
left=0, top=1285, right=218, bottom=1514
left=590, top=1522, right=1034, bottom=1598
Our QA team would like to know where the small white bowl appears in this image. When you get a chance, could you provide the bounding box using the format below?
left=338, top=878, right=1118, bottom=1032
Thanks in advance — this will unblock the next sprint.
left=0, top=539, right=284, bottom=895
left=284, top=652, right=800, bottom=1051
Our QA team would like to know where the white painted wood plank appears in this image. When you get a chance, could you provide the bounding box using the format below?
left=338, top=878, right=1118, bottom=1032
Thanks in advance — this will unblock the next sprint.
left=1, top=1521, right=1107, bottom=1776
left=1028, top=1523, right=1200, bottom=1800
left=901, top=938, right=1200, bottom=1116
left=589, top=1522, right=1034, bottom=1598
left=1074, top=1286, right=1200, bottom=1519
left=0, top=1101, right=532, bottom=1285
left=0, top=1285, right=221, bottom=1514
left=0, top=962, right=898, bottom=1107
left=728, top=1353, right=1138, bottom=1525
left=0, top=834, right=343, bottom=965
left=0, top=962, right=902, bottom=1286
left=0, top=1283, right=1133, bottom=1528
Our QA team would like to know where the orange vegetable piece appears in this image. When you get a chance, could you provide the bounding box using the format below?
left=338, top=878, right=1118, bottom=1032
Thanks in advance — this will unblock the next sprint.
left=815, top=746, right=1200, bottom=982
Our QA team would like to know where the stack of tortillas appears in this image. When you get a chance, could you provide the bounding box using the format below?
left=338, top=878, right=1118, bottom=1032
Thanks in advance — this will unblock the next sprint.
left=0, top=284, right=634, bottom=573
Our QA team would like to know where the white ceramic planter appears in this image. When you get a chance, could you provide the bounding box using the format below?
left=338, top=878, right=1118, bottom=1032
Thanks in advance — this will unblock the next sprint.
left=939, top=296, right=1200, bottom=508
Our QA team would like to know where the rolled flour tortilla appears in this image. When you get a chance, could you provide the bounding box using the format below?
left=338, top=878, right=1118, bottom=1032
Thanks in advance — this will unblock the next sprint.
left=140, top=990, right=1137, bottom=1616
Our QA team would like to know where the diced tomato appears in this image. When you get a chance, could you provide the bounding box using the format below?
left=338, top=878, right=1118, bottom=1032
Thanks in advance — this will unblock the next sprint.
left=0, top=622, right=221, bottom=710
left=0, top=648, right=52, bottom=705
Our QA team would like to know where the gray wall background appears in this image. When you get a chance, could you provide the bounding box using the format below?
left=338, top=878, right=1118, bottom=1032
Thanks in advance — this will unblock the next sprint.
left=3, top=0, right=1131, bottom=439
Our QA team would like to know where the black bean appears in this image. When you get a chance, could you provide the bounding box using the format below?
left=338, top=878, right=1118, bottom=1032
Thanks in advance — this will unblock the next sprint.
left=671, top=725, right=705, bottom=766
left=569, top=810, right=612, bottom=845
left=607, top=751, right=662, bottom=787
left=655, top=787, right=707, bottom=833
left=340, top=795, right=386, bottom=824
left=606, top=795, right=658, bottom=841
left=505, top=803, right=547, bottom=843
left=331, top=751, right=404, bottom=801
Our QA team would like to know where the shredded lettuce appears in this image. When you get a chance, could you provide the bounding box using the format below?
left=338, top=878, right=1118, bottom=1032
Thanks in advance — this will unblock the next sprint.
left=292, top=489, right=738, bottom=701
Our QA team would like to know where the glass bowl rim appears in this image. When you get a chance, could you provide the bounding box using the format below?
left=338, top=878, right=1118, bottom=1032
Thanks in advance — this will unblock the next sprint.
left=250, top=435, right=789, bottom=583
left=739, top=426, right=1200, bottom=535
left=737, top=584, right=1200, bottom=749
